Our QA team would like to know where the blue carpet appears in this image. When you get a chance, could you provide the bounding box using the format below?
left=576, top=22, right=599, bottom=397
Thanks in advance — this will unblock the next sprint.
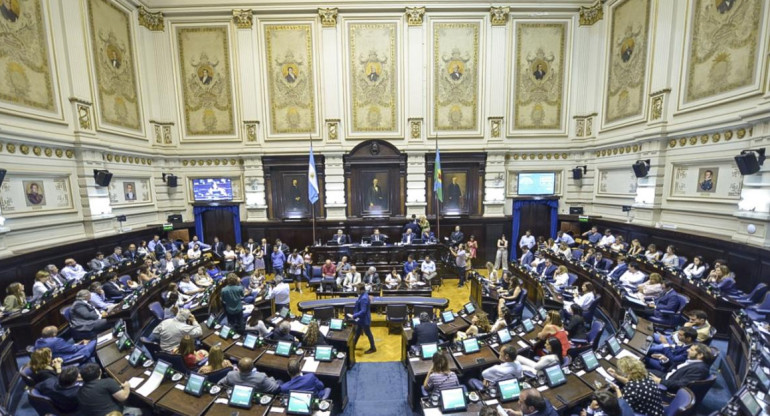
left=341, top=362, right=414, bottom=416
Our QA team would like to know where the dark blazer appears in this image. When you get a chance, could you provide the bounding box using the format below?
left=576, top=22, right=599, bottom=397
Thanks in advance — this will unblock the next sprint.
left=608, top=262, right=628, bottom=279
left=401, top=233, right=416, bottom=244
left=450, top=231, right=464, bottom=245
left=102, top=281, right=126, bottom=300
left=70, top=300, right=102, bottom=332
left=520, top=251, right=534, bottom=266
left=663, top=344, right=690, bottom=368
left=154, top=243, right=167, bottom=258
left=536, top=263, right=558, bottom=279
left=661, top=361, right=710, bottom=391
left=213, top=242, right=225, bottom=257
left=589, top=257, right=610, bottom=271
left=36, top=377, right=81, bottom=412
left=333, top=234, right=349, bottom=245
left=565, top=315, right=587, bottom=340
left=533, top=399, right=559, bottom=416
left=108, top=253, right=124, bottom=265
left=124, top=250, right=140, bottom=262
left=362, top=273, right=380, bottom=285
left=353, top=291, right=372, bottom=327
left=654, top=289, right=682, bottom=312
left=412, top=322, right=440, bottom=345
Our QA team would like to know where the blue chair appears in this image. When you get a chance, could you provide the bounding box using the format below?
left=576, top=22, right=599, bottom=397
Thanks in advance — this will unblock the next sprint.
left=308, top=266, right=323, bottom=291
left=664, top=388, right=696, bottom=416
left=240, top=276, right=251, bottom=289
left=571, top=249, right=583, bottom=259
left=205, top=367, right=231, bottom=384
left=582, top=295, right=601, bottom=324
left=649, top=294, right=689, bottom=329
left=156, top=351, right=190, bottom=375
left=509, top=289, right=528, bottom=323
left=736, top=283, right=768, bottom=306
left=20, top=366, right=36, bottom=388
left=28, top=388, right=78, bottom=416
left=118, top=275, right=133, bottom=289
left=687, top=374, right=716, bottom=406
left=677, top=257, right=687, bottom=270
left=386, top=304, right=408, bottom=334
left=746, top=292, right=770, bottom=321
left=148, top=301, right=164, bottom=322
left=570, top=320, right=605, bottom=357
left=140, top=336, right=161, bottom=361
left=314, top=306, right=335, bottom=321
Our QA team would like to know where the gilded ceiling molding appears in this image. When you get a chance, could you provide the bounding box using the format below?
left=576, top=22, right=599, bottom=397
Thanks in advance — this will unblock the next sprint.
left=243, top=120, right=259, bottom=142
left=138, top=6, right=164, bottom=32
left=233, top=9, right=253, bottom=29
left=488, top=117, right=503, bottom=139
left=578, top=1, right=603, bottom=26
left=408, top=118, right=422, bottom=140
left=405, top=7, right=425, bottom=26
left=490, top=6, right=509, bottom=26
left=318, top=8, right=338, bottom=27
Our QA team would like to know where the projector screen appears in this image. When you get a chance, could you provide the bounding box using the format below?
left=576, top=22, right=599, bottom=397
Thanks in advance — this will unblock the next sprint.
left=517, top=172, right=556, bottom=195
left=192, top=178, right=233, bottom=201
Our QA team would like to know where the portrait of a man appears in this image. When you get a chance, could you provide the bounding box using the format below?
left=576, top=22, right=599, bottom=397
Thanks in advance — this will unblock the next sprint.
left=698, top=168, right=717, bottom=193
left=108, top=49, right=121, bottom=69
left=445, top=175, right=464, bottom=210
left=620, top=37, right=634, bottom=63
left=450, top=64, right=462, bottom=81
left=361, top=173, right=389, bottom=214
left=199, top=68, right=212, bottom=85
left=288, top=178, right=302, bottom=210
left=367, top=66, right=379, bottom=82
left=24, top=181, right=45, bottom=206
left=533, top=63, right=546, bottom=80
left=124, top=182, right=136, bottom=201
left=285, top=67, right=297, bottom=83
left=0, top=0, right=19, bottom=23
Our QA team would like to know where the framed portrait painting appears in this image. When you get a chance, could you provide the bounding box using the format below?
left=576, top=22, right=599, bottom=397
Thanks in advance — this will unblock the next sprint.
left=442, top=171, right=467, bottom=214
left=282, top=174, right=311, bottom=218
left=697, top=168, right=717, bottom=193
left=23, top=180, right=45, bottom=207
left=361, top=171, right=390, bottom=215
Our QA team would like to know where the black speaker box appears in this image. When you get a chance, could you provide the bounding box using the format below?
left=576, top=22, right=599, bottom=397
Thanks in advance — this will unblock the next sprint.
left=0, top=169, right=6, bottom=186
left=735, top=153, right=760, bottom=175
left=572, top=168, right=583, bottom=180
left=93, top=170, right=113, bottom=186
left=569, top=207, right=584, bottom=215
left=632, top=161, right=648, bottom=178
left=167, top=175, right=178, bottom=187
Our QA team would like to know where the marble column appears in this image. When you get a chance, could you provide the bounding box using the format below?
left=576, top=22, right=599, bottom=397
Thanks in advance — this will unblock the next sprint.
left=483, top=152, right=506, bottom=216
left=324, top=153, right=347, bottom=220
left=406, top=152, right=427, bottom=216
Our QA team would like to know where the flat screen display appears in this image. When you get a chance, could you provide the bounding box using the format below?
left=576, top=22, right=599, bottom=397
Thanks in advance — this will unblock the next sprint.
left=517, top=173, right=556, bottom=195
left=538, top=307, right=548, bottom=321
left=242, top=333, right=258, bottom=350
left=279, top=307, right=290, bottom=318
left=464, top=303, right=475, bottom=314
left=752, top=365, right=770, bottom=391
left=113, top=319, right=125, bottom=335
left=229, top=384, right=254, bottom=409
left=420, top=343, right=438, bottom=360
left=329, top=318, right=343, bottom=330
left=192, top=178, right=233, bottom=202
left=153, top=360, right=170, bottom=377
left=275, top=341, right=292, bottom=357
left=497, top=329, right=512, bottom=344
left=606, top=336, right=622, bottom=356
left=117, top=333, right=131, bottom=351
left=497, top=378, right=521, bottom=402
left=287, top=391, right=313, bottom=415
left=440, top=387, right=467, bottom=412
left=522, top=319, right=535, bottom=333
left=739, top=389, right=762, bottom=416
left=128, top=347, right=144, bottom=367
left=626, top=309, right=639, bottom=325
left=545, top=365, right=567, bottom=387
left=219, top=325, right=231, bottom=339
left=622, top=322, right=635, bottom=339
left=441, top=311, right=455, bottom=324
left=581, top=350, right=600, bottom=372
left=462, top=338, right=480, bottom=354
left=185, top=373, right=206, bottom=397
left=315, top=346, right=333, bottom=362
left=300, top=314, right=313, bottom=325
left=205, top=315, right=217, bottom=329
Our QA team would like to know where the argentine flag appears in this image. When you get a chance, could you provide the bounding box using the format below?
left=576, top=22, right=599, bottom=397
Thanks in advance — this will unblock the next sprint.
left=308, top=145, right=320, bottom=204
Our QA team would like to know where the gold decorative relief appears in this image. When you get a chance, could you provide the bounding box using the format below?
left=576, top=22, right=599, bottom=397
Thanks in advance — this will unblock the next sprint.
left=154, top=124, right=162, bottom=143
left=575, top=119, right=585, bottom=137
left=20, top=145, right=29, bottom=155
left=406, top=7, right=425, bottom=26
left=77, top=103, right=92, bottom=130
left=490, top=7, right=509, bottom=26
left=318, top=8, right=338, bottom=27
left=433, top=21, right=481, bottom=132
left=55, top=149, right=63, bottom=158
left=138, top=6, right=164, bottom=31
left=232, top=9, right=253, bottom=29
left=489, top=117, right=502, bottom=138
left=649, top=94, right=663, bottom=120
left=409, top=118, right=422, bottom=139
left=244, top=120, right=259, bottom=142
left=163, top=126, right=172, bottom=144
left=326, top=119, right=339, bottom=141
left=579, top=1, right=604, bottom=26
left=33, top=146, right=41, bottom=156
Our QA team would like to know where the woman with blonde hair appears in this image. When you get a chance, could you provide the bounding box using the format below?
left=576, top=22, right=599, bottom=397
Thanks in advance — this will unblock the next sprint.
left=553, top=265, right=570, bottom=289
left=636, top=273, right=663, bottom=299
left=28, top=347, right=61, bottom=384
left=3, top=282, right=26, bottom=311
left=485, top=262, right=499, bottom=285
left=557, top=243, right=572, bottom=260
left=457, top=311, right=491, bottom=340
left=607, top=357, right=664, bottom=416
left=302, top=320, right=327, bottom=347
left=199, top=345, right=226, bottom=374
left=627, top=239, right=643, bottom=256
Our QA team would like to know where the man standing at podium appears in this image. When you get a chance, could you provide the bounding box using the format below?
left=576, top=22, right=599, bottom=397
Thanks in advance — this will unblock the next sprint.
left=350, top=285, right=376, bottom=354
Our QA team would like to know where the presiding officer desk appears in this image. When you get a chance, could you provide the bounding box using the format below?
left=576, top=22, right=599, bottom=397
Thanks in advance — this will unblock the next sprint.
left=310, top=242, right=455, bottom=276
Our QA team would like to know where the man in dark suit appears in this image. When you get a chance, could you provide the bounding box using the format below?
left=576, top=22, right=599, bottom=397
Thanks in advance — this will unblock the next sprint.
left=70, top=290, right=111, bottom=336
left=245, top=238, right=257, bottom=254
left=607, top=255, right=629, bottom=280
left=370, top=229, right=386, bottom=243
left=640, top=281, right=683, bottom=323
left=588, top=252, right=609, bottom=272
left=108, top=246, right=124, bottom=266
left=401, top=228, right=415, bottom=245
left=362, top=267, right=380, bottom=286
left=403, top=215, right=421, bottom=235
left=275, top=239, right=290, bottom=255
left=514, top=388, right=559, bottom=416
left=124, top=244, right=140, bottom=262
left=536, top=259, right=558, bottom=280
left=36, top=366, right=81, bottom=413
left=101, top=273, right=128, bottom=302
left=645, top=327, right=698, bottom=373
left=35, top=325, right=96, bottom=363
left=154, top=239, right=168, bottom=258
left=446, top=176, right=462, bottom=209
left=212, top=236, right=225, bottom=257
left=450, top=226, right=464, bottom=246
left=650, top=343, right=712, bottom=392
left=519, top=246, right=534, bottom=269
left=332, top=229, right=348, bottom=245
left=411, top=312, right=439, bottom=346
left=88, top=252, right=109, bottom=271
left=350, top=286, right=376, bottom=354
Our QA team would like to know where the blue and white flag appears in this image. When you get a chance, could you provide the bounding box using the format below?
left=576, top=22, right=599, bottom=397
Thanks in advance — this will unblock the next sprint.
left=308, top=145, right=320, bottom=204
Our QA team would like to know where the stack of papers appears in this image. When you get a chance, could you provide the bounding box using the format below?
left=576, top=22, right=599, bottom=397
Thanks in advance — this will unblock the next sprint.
left=319, top=325, right=330, bottom=336
left=290, top=320, right=308, bottom=334
left=302, top=357, right=320, bottom=373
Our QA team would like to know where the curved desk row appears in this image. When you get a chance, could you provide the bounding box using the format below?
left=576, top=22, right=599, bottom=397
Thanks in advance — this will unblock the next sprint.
left=296, top=296, right=449, bottom=313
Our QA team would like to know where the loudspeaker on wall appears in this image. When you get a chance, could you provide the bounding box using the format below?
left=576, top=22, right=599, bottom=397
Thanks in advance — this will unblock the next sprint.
left=93, top=170, right=113, bottom=186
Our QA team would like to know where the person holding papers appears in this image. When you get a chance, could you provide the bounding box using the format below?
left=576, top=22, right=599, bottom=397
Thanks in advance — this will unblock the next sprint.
left=514, top=337, right=563, bottom=374
left=219, top=357, right=282, bottom=393
left=280, top=359, right=324, bottom=395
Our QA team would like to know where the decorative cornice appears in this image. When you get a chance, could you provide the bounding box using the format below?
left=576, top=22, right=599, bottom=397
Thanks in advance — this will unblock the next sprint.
left=138, top=6, right=164, bottom=32
left=490, top=6, right=509, bottom=26
left=579, top=0, right=603, bottom=26
left=233, top=9, right=253, bottom=29
left=68, top=97, right=92, bottom=106
left=649, top=88, right=672, bottom=97
left=511, top=152, right=570, bottom=161
left=405, top=7, right=425, bottom=26
left=666, top=126, right=753, bottom=148
left=318, top=8, right=338, bottom=27
left=594, top=144, right=640, bottom=158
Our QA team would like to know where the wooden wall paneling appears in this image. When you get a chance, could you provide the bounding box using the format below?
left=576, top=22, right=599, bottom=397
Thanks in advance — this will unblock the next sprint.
left=262, top=155, right=325, bottom=220
left=343, top=140, right=406, bottom=218
left=425, top=152, right=486, bottom=217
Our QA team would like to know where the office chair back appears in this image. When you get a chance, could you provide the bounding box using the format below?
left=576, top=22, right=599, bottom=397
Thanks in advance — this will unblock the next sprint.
left=314, top=306, right=335, bottom=321
left=204, top=367, right=231, bottom=384
left=687, top=375, right=716, bottom=406
left=751, top=292, right=770, bottom=311
left=20, top=366, right=36, bottom=388
left=118, top=275, right=133, bottom=289
left=738, top=283, right=768, bottom=305
left=28, top=388, right=75, bottom=416
left=567, top=273, right=578, bottom=287
left=240, top=276, right=251, bottom=289
left=582, top=295, right=601, bottom=324
left=319, top=387, right=332, bottom=400
left=587, top=320, right=605, bottom=349
left=156, top=351, right=190, bottom=375
left=677, top=257, right=687, bottom=270
left=510, top=289, right=528, bottom=320
left=664, top=388, right=696, bottom=416
left=140, top=336, right=161, bottom=361
left=60, top=306, right=72, bottom=323
left=148, top=301, right=164, bottom=322
left=571, top=249, right=583, bottom=259
left=413, top=305, right=434, bottom=319
left=386, top=304, right=408, bottom=323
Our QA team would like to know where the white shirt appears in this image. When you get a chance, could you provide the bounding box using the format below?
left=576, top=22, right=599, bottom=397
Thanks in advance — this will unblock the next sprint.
left=598, top=234, right=616, bottom=247
left=223, top=250, right=236, bottom=260
left=179, top=280, right=200, bottom=294
left=574, top=292, right=596, bottom=309
left=683, top=263, right=705, bottom=279
left=62, top=264, right=86, bottom=281
left=421, top=261, right=436, bottom=274
left=187, top=248, right=201, bottom=259
left=268, top=283, right=291, bottom=305
left=619, top=270, right=646, bottom=286
left=553, top=272, right=569, bottom=288
left=519, top=235, right=536, bottom=249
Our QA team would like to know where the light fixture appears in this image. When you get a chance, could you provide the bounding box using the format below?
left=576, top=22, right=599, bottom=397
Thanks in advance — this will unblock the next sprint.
left=93, top=169, right=113, bottom=186
left=162, top=173, right=178, bottom=187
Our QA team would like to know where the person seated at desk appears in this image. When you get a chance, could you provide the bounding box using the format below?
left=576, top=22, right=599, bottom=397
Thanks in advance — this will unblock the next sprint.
left=684, top=310, right=712, bottom=342
left=404, top=255, right=418, bottom=276
left=219, top=357, right=283, bottom=393
left=563, top=304, right=587, bottom=340
left=502, top=388, right=559, bottom=416
left=320, top=258, right=337, bottom=291
left=648, top=344, right=712, bottom=393
left=514, top=337, right=563, bottom=374
left=179, top=273, right=204, bottom=295
left=163, top=293, right=179, bottom=319
left=88, top=282, right=116, bottom=312
left=187, top=243, right=202, bottom=260
left=597, top=229, right=616, bottom=248
left=37, top=366, right=81, bottom=414
left=557, top=242, right=572, bottom=260
left=267, top=276, right=291, bottom=312
left=244, top=273, right=267, bottom=303
left=44, top=265, right=67, bottom=289
left=480, top=345, right=523, bottom=386
left=660, top=245, right=679, bottom=268
left=138, top=261, right=159, bottom=284
left=644, top=327, right=698, bottom=373
left=485, top=262, right=500, bottom=286
left=336, top=255, right=351, bottom=280
left=32, top=271, right=55, bottom=302
left=421, top=256, right=437, bottom=285
left=101, top=273, right=129, bottom=302
left=607, top=255, right=628, bottom=280
left=579, top=248, right=595, bottom=264
left=552, top=265, right=570, bottom=290
left=536, top=258, right=557, bottom=280
left=644, top=244, right=661, bottom=264
left=610, top=235, right=627, bottom=252
left=385, top=267, right=402, bottom=290
left=199, top=345, right=227, bottom=375
left=556, top=231, right=575, bottom=247
left=404, top=270, right=421, bottom=288
left=190, top=235, right=211, bottom=251
left=570, top=282, right=596, bottom=309
left=245, top=309, right=271, bottom=337
left=581, top=226, right=602, bottom=246
left=530, top=251, right=546, bottom=271
left=107, top=246, right=124, bottom=266
left=404, top=214, right=421, bottom=235
left=362, top=266, right=380, bottom=287
left=626, top=239, right=643, bottom=257
left=618, top=263, right=645, bottom=286
left=206, top=263, right=224, bottom=282
left=281, top=358, right=324, bottom=395
left=78, top=363, right=142, bottom=416
left=457, top=312, right=491, bottom=340
left=28, top=347, right=62, bottom=385
left=35, top=325, right=96, bottom=362
left=302, top=321, right=327, bottom=347
left=123, top=244, right=141, bottom=263
left=412, top=312, right=440, bottom=346
left=158, top=252, right=177, bottom=274
left=88, top=252, right=110, bottom=272
left=519, top=246, right=534, bottom=271
left=331, top=229, right=349, bottom=245
left=638, top=280, right=683, bottom=319
left=370, top=228, right=386, bottom=244
left=341, top=265, right=361, bottom=291
left=421, top=229, right=434, bottom=242
left=176, top=335, right=208, bottom=370
left=147, top=235, right=161, bottom=254
left=583, top=390, right=638, bottom=416
left=151, top=309, right=203, bottom=352
left=683, top=256, right=706, bottom=279
left=270, top=321, right=297, bottom=343
left=166, top=282, right=192, bottom=305
left=423, top=353, right=460, bottom=394
left=535, top=310, right=570, bottom=357
left=193, top=266, right=214, bottom=288
left=498, top=275, right=522, bottom=305
left=546, top=238, right=559, bottom=254
left=635, top=272, right=664, bottom=299
left=588, top=251, right=610, bottom=272
left=491, top=301, right=516, bottom=333
left=708, top=265, right=737, bottom=295
left=70, top=289, right=111, bottom=336
left=401, top=228, right=416, bottom=245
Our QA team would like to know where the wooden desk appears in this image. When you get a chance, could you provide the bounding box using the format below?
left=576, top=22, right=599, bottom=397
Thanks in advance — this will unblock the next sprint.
left=310, top=243, right=454, bottom=277
left=406, top=350, right=459, bottom=410
left=96, top=338, right=126, bottom=368
left=420, top=400, right=485, bottom=415
left=539, top=374, right=594, bottom=410
left=202, top=332, right=238, bottom=351
left=156, top=384, right=219, bottom=416
left=574, top=359, right=617, bottom=390
left=104, top=358, right=147, bottom=384
left=451, top=345, right=500, bottom=373
left=625, top=330, right=653, bottom=355
left=488, top=336, right=532, bottom=355
left=137, top=377, right=177, bottom=404
left=438, top=318, right=470, bottom=338
left=205, top=400, right=271, bottom=416
left=255, top=350, right=296, bottom=378
left=225, top=343, right=267, bottom=362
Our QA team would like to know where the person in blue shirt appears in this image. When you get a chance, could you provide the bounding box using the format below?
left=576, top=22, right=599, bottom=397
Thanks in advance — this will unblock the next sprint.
left=280, top=358, right=325, bottom=395
left=607, top=255, right=629, bottom=280
left=645, top=327, right=697, bottom=372
left=271, top=245, right=286, bottom=276
left=557, top=231, right=575, bottom=246
left=403, top=255, right=418, bottom=276
left=35, top=325, right=95, bottom=363
left=350, top=286, right=376, bottom=354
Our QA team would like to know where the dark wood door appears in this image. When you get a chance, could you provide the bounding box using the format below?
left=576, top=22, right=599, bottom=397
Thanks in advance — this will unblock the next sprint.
left=518, top=204, right=552, bottom=243
left=202, top=209, right=235, bottom=246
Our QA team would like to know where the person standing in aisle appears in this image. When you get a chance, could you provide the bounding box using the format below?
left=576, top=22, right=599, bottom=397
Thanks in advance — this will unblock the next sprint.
left=349, top=285, right=376, bottom=354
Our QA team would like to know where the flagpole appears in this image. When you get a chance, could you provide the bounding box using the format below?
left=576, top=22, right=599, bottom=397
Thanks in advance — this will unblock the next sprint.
left=435, top=135, right=440, bottom=241
left=310, top=134, right=316, bottom=245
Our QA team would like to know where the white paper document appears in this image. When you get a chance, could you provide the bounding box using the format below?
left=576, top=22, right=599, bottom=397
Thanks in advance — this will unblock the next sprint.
left=135, top=372, right=164, bottom=397
left=127, top=377, right=144, bottom=388
left=597, top=367, right=615, bottom=382
left=616, top=349, right=639, bottom=360
left=302, top=357, right=320, bottom=373
left=423, top=409, right=443, bottom=416
left=97, top=333, right=114, bottom=345
left=517, top=340, right=529, bottom=348
left=290, top=320, right=308, bottom=334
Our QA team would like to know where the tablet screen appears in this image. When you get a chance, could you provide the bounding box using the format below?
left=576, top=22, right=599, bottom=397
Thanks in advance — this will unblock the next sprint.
left=287, top=391, right=313, bottom=415
left=242, top=333, right=258, bottom=350
left=752, top=365, right=770, bottom=391
left=462, top=338, right=480, bottom=354
left=128, top=347, right=143, bottom=367
left=420, top=343, right=438, bottom=360
left=113, top=319, right=125, bottom=335
left=606, top=336, right=622, bottom=356
left=279, top=307, right=289, bottom=318
left=498, top=378, right=521, bottom=402
left=300, top=314, right=313, bottom=325
left=329, top=319, right=343, bottom=330
left=522, top=319, right=535, bottom=332
left=581, top=350, right=600, bottom=372
left=275, top=341, right=292, bottom=357
left=739, top=389, right=762, bottom=416
left=441, top=311, right=455, bottom=323
left=412, top=317, right=421, bottom=327
left=545, top=365, right=566, bottom=387
left=117, top=333, right=131, bottom=351
left=622, top=322, right=635, bottom=339
left=464, top=303, right=475, bottom=314
left=440, top=387, right=467, bottom=412
left=315, top=346, right=333, bottom=361
left=219, top=325, right=231, bottom=339
left=626, top=308, right=638, bottom=324
left=229, top=384, right=254, bottom=409
left=497, top=329, right=512, bottom=344
left=185, top=373, right=206, bottom=397
left=538, top=307, right=548, bottom=321
left=153, top=360, right=170, bottom=377
left=205, top=315, right=216, bottom=328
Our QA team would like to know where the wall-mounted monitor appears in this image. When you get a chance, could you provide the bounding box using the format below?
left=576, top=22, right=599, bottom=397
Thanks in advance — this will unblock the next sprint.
left=518, top=172, right=556, bottom=195
left=192, top=178, right=233, bottom=202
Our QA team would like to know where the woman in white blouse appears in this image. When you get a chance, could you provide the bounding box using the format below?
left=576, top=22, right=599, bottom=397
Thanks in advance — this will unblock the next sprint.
left=572, top=282, right=596, bottom=309
left=557, top=243, right=572, bottom=260
left=610, top=235, right=626, bottom=252
left=385, top=268, right=401, bottom=289
left=660, top=245, right=679, bottom=268
left=552, top=265, right=570, bottom=289
left=644, top=244, right=661, bottom=263
left=635, top=273, right=663, bottom=299
left=404, top=270, right=420, bottom=288
left=683, top=256, right=706, bottom=279
left=515, top=337, right=563, bottom=374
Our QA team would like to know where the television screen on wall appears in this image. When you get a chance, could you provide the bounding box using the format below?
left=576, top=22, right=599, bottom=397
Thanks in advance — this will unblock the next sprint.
left=192, top=178, right=233, bottom=201
left=517, top=173, right=556, bottom=195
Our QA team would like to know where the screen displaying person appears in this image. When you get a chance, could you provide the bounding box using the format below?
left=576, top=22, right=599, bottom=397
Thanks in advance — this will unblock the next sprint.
left=446, top=176, right=462, bottom=209
left=200, top=69, right=212, bottom=85
left=366, top=178, right=385, bottom=210
left=27, top=182, right=44, bottom=205
left=289, top=179, right=302, bottom=210
left=207, top=182, right=226, bottom=196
